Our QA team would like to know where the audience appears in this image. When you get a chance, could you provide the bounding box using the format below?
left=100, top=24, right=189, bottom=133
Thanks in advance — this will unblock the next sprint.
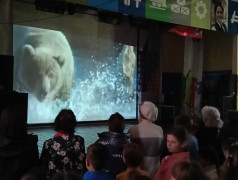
left=21, top=167, right=47, bottom=180
left=128, top=101, right=163, bottom=176
left=96, top=112, right=130, bottom=177
left=0, top=104, right=39, bottom=180
left=175, top=114, right=198, bottom=161
left=116, top=143, right=150, bottom=180
left=40, top=109, right=86, bottom=179
left=171, top=161, right=208, bottom=180
left=51, top=172, right=82, bottom=180
left=197, top=146, right=219, bottom=180
left=219, top=143, right=238, bottom=180
left=154, top=126, right=190, bottom=180
left=83, top=143, right=114, bottom=180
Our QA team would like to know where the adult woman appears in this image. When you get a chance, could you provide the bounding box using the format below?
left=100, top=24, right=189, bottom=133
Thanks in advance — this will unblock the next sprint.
left=40, top=109, right=85, bottom=179
left=154, top=126, right=190, bottom=180
left=211, top=3, right=227, bottom=32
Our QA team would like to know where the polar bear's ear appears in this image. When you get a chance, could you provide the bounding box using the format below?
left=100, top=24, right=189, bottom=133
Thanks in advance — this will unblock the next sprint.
left=23, top=44, right=36, bottom=58
left=53, top=56, right=64, bottom=67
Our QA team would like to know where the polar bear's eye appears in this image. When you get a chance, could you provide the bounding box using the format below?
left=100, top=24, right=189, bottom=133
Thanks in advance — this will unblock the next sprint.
left=53, top=56, right=64, bottom=67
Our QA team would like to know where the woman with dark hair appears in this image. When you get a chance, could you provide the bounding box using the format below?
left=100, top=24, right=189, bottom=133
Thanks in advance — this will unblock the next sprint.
left=171, top=161, right=208, bottom=180
left=40, top=109, right=85, bottom=179
left=211, top=3, right=227, bottom=32
left=0, top=104, right=39, bottom=180
left=153, top=126, right=190, bottom=180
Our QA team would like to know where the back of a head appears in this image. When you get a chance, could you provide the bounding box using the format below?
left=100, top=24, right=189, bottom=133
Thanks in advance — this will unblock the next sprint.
left=175, top=114, right=191, bottom=131
left=139, top=101, right=158, bottom=122
left=0, top=104, right=27, bottom=139
left=201, top=106, right=223, bottom=128
left=51, top=172, right=82, bottom=180
left=87, top=143, right=108, bottom=171
left=123, top=143, right=143, bottom=168
left=171, top=161, right=208, bottom=180
left=198, top=146, right=220, bottom=167
left=108, top=112, right=125, bottom=133
left=54, top=109, right=77, bottom=135
left=129, top=172, right=151, bottom=180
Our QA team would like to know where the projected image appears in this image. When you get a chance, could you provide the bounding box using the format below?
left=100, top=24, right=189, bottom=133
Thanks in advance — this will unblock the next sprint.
left=13, top=25, right=137, bottom=124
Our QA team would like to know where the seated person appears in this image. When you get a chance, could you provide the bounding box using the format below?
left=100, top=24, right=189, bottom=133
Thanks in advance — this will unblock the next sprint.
left=40, top=109, right=86, bottom=179
left=0, top=103, right=39, bottom=180
left=96, top=112, right=130, bottom=177
left=83, top=143, right=114, bottom=180
left=154, top=126, right=190, bottom=180
left=116, top=143, right=150, bottom=180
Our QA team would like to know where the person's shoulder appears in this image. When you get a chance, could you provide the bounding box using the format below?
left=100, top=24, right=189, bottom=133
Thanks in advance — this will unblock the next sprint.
left=116, top=171, right=127, bottom=180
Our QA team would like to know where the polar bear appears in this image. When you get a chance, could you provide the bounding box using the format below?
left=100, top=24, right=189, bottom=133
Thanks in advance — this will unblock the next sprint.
left=15, top=27, right=74, bottom=102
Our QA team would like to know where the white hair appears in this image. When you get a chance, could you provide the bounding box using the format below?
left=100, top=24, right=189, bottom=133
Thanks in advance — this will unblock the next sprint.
left=201, top=106, right=223, bottom=129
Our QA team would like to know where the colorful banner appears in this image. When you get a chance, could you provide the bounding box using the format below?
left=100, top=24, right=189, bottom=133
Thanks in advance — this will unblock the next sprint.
left=87, top=0, right=118, bottom=12
left=118, top=0, right=146, bottom=17
left=190, top=0, right=210, bottom=29
left=170, top=0, right=191, bottom=26
left=228, top=0, right=238, bottom=34
left=145, top=0, right=170, bottom=22
left=65, top=0, right=238, bottom=35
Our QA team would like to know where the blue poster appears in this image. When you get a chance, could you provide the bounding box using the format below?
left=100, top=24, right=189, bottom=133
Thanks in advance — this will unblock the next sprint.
left=228, top=0, right=238, bottom=34
left=87, top=0, right=118, bottom=12
left=118, top=0, right=146, bottom=17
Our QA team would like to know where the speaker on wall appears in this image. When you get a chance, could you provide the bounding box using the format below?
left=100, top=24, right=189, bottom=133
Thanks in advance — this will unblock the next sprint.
left=0, top=55, right=13, bottom=92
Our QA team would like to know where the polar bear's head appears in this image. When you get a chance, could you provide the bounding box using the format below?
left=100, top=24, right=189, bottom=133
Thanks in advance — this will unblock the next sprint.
left=19, top=44, right=73, bottom=102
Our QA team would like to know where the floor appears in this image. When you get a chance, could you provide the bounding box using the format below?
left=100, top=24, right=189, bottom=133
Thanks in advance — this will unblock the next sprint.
left=28, top=122, right=134, bottom=154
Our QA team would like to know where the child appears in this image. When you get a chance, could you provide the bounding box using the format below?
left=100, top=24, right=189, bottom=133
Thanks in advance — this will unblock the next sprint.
left=83, top=143, right=114, bottom=180
left=116, top=143, right=150, bottom=180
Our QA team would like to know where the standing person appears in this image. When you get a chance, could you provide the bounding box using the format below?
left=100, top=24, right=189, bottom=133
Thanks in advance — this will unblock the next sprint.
left=154, top=126, right=190, bottom=180
left=128, top=101, right=163, bottom=176
left=40, top=109, right=86, bottom=179
left=0, top=104, right=39, bottom=180
left=96, top=112, right=130, bottom=177
left=83, top=143, right=114, bottom=180
left=211, top=3, right=227, bottom=32
left=175, top=114, right=198, bottom=161
left=116, top=143, right=151, bottom=180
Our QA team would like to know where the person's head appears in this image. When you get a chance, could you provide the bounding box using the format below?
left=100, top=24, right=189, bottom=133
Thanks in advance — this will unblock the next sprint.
left=197, top=146, right=220, bottom=168
left=50, top=172, right=82, bottom=180
left=167, top=126, right=188, bottom=153
left=123, top=143, right=143, bottom=168
left=201, top=106, right=223, bottom=129
left=171, top=161, right=208, bottom=180
left=214, top=3, right=224, bottom=23
left=108, top=112, right=125, bottom=133
left=0, top=104, right=27, bottom=139
left=224, top=110, right=238, bottom=126
left=130, top=172, right=152, bottom=180
left=21, top=167, right=47, bottom=180
left=222, top=137, right=238, bottom=158
left=175, top=114, right=191, bottom=131
left=86, top=143, right=108, bottom=171
left=54, top=109, right=77, bottom=135
left=139, top=101, right=158, bottom=122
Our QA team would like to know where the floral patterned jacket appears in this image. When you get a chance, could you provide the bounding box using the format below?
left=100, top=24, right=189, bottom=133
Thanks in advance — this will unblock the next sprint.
left=40, top=134, right=85, bottom=179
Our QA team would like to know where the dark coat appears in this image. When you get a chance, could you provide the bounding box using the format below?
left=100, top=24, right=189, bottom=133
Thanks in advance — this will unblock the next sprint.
left=0, top=134, right=39, bottom=180
left=96, top=132, right=130, bottom=177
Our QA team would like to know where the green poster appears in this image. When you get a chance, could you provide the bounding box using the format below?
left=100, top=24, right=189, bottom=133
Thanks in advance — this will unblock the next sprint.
left=145, top=0, right=171, bottom=22
left=191, top=0, right=210, bottom=29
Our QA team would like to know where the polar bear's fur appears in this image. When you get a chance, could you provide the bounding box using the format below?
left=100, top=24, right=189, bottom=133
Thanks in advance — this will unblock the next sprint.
left=16, top=28, right=74, bottom=102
